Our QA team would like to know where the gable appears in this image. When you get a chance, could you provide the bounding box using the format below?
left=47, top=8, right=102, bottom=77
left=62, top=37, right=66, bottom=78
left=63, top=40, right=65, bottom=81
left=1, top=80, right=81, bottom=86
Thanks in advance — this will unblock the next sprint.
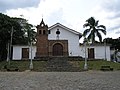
left=48, top=25, right=76, bottom=40
left=49, top=23, right=81, bottom=35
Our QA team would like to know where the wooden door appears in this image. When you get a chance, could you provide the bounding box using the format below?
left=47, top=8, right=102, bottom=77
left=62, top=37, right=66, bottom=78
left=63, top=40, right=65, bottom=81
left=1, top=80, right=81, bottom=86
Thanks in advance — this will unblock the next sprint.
left=53, top=43, right=63, bottom=56
left=88, top=48, right=95, bottom=59
left=22, top=48, right=29, bottom=59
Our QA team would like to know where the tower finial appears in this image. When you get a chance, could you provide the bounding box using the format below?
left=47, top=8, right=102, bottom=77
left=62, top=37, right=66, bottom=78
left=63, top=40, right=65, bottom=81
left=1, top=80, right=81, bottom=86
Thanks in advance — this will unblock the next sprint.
left=42, top=14, right=43, bottom=18
left=41, top=14, right=44, bottom=24
left=40, top=16, right=45, bottom=27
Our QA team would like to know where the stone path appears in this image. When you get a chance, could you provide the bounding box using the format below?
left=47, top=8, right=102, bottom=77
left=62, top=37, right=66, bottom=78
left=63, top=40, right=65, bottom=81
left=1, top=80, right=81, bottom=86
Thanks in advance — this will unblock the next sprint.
left=0, top=71, right=120, bottom=90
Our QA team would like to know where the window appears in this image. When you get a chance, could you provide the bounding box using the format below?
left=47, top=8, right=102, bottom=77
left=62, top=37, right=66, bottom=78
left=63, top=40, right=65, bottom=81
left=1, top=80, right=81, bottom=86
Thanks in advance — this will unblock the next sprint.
left=43, top=30, right=46, bottom=34
left=56, top=29, right=60, bottom=34
left=39, top=30, right=41, bottom=34
left=48, top=30, right=51, bottom=34
left=22, top=48, right=29, bottom=59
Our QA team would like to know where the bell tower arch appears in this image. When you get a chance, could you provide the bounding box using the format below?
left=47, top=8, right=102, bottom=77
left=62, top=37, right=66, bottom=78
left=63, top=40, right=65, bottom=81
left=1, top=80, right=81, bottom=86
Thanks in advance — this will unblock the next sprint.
left=36, top=19, right=48, bottom=57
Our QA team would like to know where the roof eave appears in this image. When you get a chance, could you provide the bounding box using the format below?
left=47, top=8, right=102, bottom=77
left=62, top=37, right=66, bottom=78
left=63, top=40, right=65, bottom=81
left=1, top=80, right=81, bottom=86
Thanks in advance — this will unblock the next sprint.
left=48, top=23, right=82, bottom=35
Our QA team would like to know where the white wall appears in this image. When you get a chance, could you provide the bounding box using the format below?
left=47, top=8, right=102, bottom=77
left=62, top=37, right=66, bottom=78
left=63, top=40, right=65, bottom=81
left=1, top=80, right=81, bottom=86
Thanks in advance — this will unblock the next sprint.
left=12, top=24, right=111, bottom=61
left=80, top=45, right=111, bottom=61
left=13, top=45, right=111, bottom=61
left=13, top=46, right=36, bottom=60
left=13, top=46, right=22, bottom=60
left=48, top=26, right=81, bottom=56
left=94, top=46, right=110, bottom=61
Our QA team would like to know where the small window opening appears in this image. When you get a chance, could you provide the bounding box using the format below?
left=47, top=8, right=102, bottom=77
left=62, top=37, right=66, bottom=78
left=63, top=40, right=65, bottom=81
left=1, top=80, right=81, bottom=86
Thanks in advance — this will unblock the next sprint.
left=39, top=30, right=41, bottom=34
left=48, top=30, right=51, bottom=34
left=43, top=30, right=46, bottom=34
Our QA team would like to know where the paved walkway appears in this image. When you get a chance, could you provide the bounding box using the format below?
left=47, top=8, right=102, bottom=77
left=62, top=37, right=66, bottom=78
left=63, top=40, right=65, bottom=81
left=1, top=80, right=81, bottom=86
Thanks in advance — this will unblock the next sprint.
left=0, top=71, right=120, bottom=90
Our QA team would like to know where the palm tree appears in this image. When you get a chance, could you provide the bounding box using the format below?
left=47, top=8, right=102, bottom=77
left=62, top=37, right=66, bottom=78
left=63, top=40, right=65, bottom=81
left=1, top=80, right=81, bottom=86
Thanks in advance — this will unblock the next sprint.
left=83, top=17, right=106, bottom=43
left=24, top=23, right=36, bottom=45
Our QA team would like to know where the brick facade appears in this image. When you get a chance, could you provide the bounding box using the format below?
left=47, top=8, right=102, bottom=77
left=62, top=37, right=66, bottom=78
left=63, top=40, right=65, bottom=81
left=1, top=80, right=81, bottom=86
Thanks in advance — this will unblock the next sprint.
left=36, top=19, right=49, bottom=57
left=48, top=40, right=68, bottom=56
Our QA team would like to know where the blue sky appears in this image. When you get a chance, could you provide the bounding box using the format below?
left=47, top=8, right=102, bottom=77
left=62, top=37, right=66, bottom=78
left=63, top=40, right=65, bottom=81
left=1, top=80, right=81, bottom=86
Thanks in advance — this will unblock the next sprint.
left=0, top=0, right=120, bottom=41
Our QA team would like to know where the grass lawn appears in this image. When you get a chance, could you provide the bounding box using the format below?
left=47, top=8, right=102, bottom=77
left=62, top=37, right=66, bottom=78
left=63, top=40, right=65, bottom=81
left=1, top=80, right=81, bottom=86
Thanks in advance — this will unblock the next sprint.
left=70, top=60, right=120, bottom=70
left=0, top=60, right=47, bottom=72
left=0, top=60, right=120, bottom=71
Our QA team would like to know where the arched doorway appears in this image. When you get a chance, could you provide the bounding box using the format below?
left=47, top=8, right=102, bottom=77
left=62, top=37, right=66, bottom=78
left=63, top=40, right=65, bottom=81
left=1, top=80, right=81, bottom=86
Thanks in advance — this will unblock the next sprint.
left=53, top=43, right=63, bottom=56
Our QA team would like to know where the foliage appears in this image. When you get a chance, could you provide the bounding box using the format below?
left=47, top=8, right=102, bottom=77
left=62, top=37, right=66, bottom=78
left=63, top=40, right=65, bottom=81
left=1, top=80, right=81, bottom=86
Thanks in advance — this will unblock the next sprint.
left=103, top=37, right=120, bottom=50
left=83, top=17, right=106, bottom=43
left=12, top=17, right=36, bottom=45
left=103, top=37, right=120, bottom=62
left=23, top=23, right=36, bottom=45
left=0, top=13, right=36, bottom=60
left=0, top=13, right=23, bottom=60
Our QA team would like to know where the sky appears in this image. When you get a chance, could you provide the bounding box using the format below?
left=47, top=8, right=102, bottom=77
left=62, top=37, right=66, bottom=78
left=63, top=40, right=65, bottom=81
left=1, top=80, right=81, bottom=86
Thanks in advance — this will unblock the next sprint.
left=0, top=0, right=120, bottom=41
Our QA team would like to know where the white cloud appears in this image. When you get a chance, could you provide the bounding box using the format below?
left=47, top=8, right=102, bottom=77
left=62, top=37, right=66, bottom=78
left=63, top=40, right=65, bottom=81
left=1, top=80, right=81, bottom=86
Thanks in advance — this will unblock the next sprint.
left=5, top=0, right=62, bottom=25
left=0, top=0, right=40, bottom=12
left=4, top=0, right=120, bottom=40
left=89, top=0, right=120, bottom=39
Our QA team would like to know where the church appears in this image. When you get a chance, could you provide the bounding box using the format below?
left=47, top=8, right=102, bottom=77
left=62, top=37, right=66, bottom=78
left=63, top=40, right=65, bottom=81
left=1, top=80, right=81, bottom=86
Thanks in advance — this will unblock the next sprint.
left=35, top=19, right=81, bottom=57
left=12, top=19, right=111, bottom=61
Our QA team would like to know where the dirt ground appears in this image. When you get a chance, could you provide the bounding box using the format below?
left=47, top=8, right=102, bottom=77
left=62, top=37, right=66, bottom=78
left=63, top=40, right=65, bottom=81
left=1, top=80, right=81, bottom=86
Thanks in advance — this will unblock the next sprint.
left=0, top=71, right=120, bottom=90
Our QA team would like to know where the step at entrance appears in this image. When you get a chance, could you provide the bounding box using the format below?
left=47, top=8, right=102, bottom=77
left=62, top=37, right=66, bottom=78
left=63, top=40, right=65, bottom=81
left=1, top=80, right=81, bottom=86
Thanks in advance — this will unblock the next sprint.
left=47, top=57, right=80, bottom=71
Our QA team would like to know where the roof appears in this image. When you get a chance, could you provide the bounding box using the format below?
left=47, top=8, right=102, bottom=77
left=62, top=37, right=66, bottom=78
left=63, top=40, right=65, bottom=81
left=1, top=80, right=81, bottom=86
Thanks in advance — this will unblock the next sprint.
left=48, top=23, right=82, bottom=36
left=79, top=43, right=111, bottom=46
left=12, top=44, right=36, bottom=46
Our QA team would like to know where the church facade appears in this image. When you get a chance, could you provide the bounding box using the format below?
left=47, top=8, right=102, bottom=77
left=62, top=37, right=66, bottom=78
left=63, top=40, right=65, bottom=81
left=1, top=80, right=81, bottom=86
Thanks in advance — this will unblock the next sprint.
left=35, top=19, right=70, bottom=57
left=12, top=19, right=111, bottom=61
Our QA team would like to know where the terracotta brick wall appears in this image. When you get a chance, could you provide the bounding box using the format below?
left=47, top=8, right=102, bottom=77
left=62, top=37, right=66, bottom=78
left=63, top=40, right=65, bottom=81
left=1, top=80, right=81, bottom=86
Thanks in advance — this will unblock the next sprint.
left=36, top=34, right=48, bottom=57
left=48, top=40, right=68, bottom=56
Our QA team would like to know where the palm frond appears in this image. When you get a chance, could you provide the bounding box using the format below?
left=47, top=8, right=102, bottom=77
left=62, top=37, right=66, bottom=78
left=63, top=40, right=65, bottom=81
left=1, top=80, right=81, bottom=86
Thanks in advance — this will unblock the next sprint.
left=87, top=17, right=95, bottom=26
left=87, top=34, right=91, bottom=42
left=91, top=30, right=95, bottom=43
left=97, top=25, right=106, bottom=30
left=95, top=20, right=99, bottom=26
left=87, top=30, right=95, bottom=43
left=83, top=17, right=106, bottom=43
left=98, top=29, right=106, bottom=35
left=96, top=31, right=102, bottom=42
left=83, top=29, right=90, bottom=37
left=83, top=23, right=89, bottom=28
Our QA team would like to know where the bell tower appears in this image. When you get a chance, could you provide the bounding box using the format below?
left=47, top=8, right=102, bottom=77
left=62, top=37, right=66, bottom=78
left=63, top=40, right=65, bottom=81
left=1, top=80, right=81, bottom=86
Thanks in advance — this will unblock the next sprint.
left=36, top=19, right=48, bottom=57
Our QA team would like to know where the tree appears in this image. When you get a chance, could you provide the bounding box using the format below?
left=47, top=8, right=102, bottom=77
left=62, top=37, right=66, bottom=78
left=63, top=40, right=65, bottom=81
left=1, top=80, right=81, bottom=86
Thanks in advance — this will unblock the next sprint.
left=103, top=37, right=120, bottom=50
left=0, top=13, right=24, bottom=60
left=23, top=23, right=36, bottom=45
left=103, top=37, right=120, bottom=62
left=0, top=13, right=36, bottom=60
left=19, top=19, right=36, bottom=70
left=83, top=17, right=106, bottom=43
left=12, top=17, right=36, bottom=45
